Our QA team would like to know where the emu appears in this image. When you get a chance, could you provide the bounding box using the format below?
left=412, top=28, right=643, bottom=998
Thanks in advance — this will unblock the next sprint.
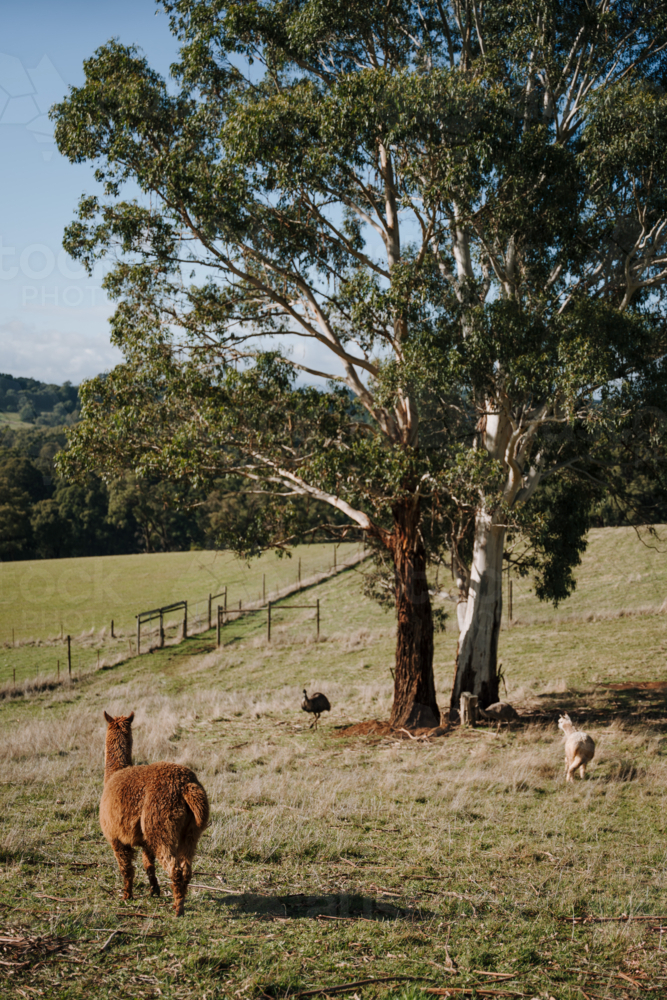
left=558, top=712, right=595, bottom=782
left=478, top=702, right=520, bottom=729
left=100, top=711, right=209, bottom=916
left=301, top=690, right=331, bottom=729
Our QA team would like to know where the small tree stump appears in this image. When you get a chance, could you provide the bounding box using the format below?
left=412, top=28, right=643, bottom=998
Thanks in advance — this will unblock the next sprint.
left=460, top=691, right=478, bottom=727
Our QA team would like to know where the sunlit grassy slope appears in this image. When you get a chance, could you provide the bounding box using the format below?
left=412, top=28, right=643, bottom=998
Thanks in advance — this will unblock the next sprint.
left=0, top=542, right=361, bottom=645
left=2, top=546, right=667, bottom=998
left=508, top=524, right=667, bottom=623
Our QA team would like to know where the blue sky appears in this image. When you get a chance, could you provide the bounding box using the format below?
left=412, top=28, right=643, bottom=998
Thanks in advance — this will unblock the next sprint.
left=0, top=0, right=181, bottom=383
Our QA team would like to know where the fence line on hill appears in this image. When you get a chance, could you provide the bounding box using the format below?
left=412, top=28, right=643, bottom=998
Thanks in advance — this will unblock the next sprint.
left=2, top=545, right=369, bottom=684
left=136, top=549, right=368, bottom=654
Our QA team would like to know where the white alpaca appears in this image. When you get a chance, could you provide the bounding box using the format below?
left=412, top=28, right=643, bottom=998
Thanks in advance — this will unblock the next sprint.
left=558, top=713, right=595, bottom=782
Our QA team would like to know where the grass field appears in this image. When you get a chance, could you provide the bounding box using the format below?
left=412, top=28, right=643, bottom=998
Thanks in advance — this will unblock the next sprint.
left=0, top=411, right=32, bottom=428
left=1, top=530, right=667, bottom=999
left=0, top=544, right=362, bottom=686
left=510, top=524, right=667, bottom=623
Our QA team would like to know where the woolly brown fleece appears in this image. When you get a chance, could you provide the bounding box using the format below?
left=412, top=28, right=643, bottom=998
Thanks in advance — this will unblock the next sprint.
left=100, top=711, right=210, bottom=916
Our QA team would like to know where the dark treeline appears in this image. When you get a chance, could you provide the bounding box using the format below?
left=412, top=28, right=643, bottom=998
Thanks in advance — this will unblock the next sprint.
left=0, top=374, right=665, bottom=562
left=0, top=426, right=208, bottom=560
left=0, top=372, right=79, bottom=427
left=0, top=377, right=350, bottom=560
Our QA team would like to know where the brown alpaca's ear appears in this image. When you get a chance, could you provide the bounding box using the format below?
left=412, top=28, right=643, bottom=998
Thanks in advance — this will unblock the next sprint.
left=127, top=711, right=135, bottom=724
left=104, top=711, right=114, bottom=724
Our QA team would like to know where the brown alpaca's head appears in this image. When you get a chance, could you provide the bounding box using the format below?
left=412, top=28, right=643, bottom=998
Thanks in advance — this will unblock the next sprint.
left=103, top=711, right=135, bottom=778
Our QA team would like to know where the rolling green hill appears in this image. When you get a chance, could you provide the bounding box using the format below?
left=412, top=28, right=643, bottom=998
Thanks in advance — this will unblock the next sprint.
left=0, top=542, right=362, bottom=647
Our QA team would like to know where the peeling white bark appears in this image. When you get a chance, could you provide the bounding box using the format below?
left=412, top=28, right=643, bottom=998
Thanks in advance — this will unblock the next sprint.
left=452, top=509, right=506, bottom=708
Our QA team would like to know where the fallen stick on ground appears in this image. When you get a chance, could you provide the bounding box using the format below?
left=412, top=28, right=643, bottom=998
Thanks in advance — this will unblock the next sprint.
left=94, top=929, right=164, bottom=952
left=189, top=883, right=245, bottom=894
left=424, top=989, right=529, bottom=997
left=97, top=930, right=121, bottom=953
left=617, top=971, right=641, bottom=987
left=293, top=975, right=435, bottom=996
left=34, top=894, right=83, bottom=903
left=562, top=914, right=667, bottom=923
left=472, top=972, right=518, bottom=979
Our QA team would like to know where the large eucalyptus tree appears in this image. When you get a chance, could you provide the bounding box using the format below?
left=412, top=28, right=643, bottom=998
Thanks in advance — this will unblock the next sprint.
left=53, top=0, right=667, bottom=723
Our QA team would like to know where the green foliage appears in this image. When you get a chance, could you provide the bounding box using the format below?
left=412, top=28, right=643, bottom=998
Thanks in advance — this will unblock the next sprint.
left=510, top=475, right=598, bottom=605
left=0, top=372, right=79, bottom=426
left=49, top=0, right=667, bottom=616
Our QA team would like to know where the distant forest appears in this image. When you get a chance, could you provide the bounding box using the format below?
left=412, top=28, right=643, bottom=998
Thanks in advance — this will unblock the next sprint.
left=0, top=373, right=342, bottom=561
left=0, top=373, right=232, bottom=560
left=0, top=373, right=664, bottom=562
left=0, top=372, right=80, bottom=427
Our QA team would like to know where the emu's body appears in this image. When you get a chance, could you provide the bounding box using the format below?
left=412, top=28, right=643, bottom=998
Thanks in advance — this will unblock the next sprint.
left=558, top=713, right=595, bottom=782
left=301, top=690, right=330, bottom=729
left=100, top=711, right=209, bottom=915
left=478, top=702, right=519, bottom=728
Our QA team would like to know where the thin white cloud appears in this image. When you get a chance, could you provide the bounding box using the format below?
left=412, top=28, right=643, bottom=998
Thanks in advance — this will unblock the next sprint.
left=0, top=319, right=122, bottom=384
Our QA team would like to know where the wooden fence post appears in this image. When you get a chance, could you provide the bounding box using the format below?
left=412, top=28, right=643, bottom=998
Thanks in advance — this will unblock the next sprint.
left=137, top=617, right=141, bottom=655
left=316, top=599, right=320, bottom=638
left=298, top=558, right=301, bottom=583
left=183, top=602, right=188, bottom=639
left=267, top=601, right=271, bottom=642
left=159, top=610, right=164, bottom=648
left=459, top=692, right=478, bottom=727
left=67, top=635, right=71, bottom=678
left=508, top=579, right=513, bottom=623
left=208, top=593, right=212, bottom=630
left=217, top=605, right=222, bottom=648
left=111, top=620, right=115, bottom=638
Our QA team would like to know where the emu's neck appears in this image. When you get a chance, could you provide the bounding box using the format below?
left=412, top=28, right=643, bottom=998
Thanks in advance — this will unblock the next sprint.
left=104, top=732, right=132, bottom=782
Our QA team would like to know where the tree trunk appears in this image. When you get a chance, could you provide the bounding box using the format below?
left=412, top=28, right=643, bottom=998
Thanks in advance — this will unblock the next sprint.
left=450, top=510, right=504, bottom=714
left=387, top=500, right=439, bottom=729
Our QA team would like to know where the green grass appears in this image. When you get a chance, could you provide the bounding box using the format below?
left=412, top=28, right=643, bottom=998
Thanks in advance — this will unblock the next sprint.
left=0, top=410, right=33, bottom=428
left=0, top=542, right=359, bottom=642
left=509, top=524, right=667, bottom=623
left=1, top=533, right=667, bottom=998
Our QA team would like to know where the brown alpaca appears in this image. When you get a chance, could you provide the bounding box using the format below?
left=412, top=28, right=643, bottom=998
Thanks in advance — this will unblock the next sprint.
left=100, top=711, right=209, bottom=916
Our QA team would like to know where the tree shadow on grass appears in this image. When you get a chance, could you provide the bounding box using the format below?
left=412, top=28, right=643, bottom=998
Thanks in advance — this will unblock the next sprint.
left=210, top=890, right=433, bottom=922
left=518, top=685, right=667, bottom=732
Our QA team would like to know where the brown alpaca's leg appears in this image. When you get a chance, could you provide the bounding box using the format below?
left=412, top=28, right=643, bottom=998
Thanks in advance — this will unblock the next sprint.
left=172, top=850, right=196, bottom=916
left=171, top=861, right=186, bottom=917
left=579, top=763, right=586, bottom=780
left=112, top=839, right=135, bottom=900
left=142, top=847, right=160, bottom=897
left=156, top=849, right=184, bottom=916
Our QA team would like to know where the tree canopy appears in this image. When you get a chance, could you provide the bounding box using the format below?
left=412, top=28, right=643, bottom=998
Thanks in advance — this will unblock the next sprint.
left=52, top=0, right=667, bottom=722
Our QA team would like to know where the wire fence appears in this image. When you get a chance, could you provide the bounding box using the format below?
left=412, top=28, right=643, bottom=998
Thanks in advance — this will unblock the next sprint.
left=0, top=545, right=368, bottom=687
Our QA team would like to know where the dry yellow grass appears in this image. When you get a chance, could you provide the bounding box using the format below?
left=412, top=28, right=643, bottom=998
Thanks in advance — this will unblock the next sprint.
left=2, top=548, right=667, bottom=997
